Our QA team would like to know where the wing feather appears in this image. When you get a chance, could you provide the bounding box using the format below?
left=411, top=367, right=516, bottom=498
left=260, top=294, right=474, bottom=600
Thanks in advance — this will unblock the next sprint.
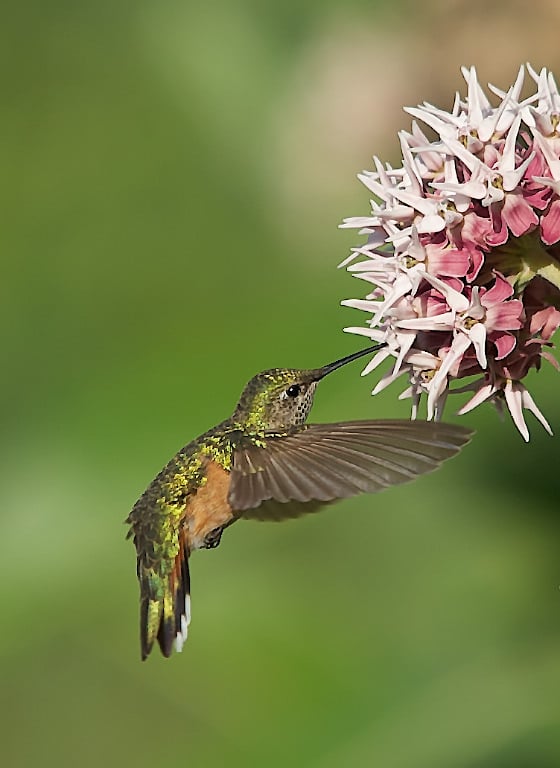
left=229, top=419, right=472, bottom=519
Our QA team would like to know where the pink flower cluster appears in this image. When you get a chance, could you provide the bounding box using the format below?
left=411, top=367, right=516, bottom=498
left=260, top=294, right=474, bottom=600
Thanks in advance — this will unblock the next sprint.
left=341, top=64, right=560, bottom=440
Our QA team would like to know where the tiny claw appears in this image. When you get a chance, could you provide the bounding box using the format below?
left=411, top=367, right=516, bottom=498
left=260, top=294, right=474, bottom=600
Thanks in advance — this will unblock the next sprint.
left=203, top=526, right=224, bottom=549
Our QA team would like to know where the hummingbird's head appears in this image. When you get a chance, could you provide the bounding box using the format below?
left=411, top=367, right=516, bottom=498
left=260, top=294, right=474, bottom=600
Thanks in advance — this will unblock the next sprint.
left=232, top=344, right=383, bottom=432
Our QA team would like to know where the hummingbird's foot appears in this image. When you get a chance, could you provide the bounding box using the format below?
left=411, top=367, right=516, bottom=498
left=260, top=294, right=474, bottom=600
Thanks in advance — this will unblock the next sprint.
left=203, top=526, right=224, bottom=549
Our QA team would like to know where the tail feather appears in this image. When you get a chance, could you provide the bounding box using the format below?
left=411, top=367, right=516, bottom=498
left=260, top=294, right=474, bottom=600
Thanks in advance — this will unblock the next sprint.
left=139, top=534, right=191, bottom=660
left=139, top=578, right=164, bottom=660
left=174, top=554, right=191, bottom=653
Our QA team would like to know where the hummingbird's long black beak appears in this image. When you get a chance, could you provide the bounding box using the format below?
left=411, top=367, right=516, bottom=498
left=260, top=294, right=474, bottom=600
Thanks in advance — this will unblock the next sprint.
left=315, top=343, right=386, bottom=380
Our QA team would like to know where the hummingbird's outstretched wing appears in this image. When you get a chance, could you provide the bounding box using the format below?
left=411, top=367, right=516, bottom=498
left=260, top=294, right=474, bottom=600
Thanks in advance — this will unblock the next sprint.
left=229, top=420, right=472, bottom=520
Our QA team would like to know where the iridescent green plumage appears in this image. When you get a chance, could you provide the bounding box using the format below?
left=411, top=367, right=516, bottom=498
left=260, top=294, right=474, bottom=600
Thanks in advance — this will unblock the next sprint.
left=126, top=344, right=473, bottom=660
left=126, top=424, right=235, bottom=658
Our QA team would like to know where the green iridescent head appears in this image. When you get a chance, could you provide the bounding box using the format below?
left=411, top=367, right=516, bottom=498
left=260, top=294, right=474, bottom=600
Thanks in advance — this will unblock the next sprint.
left=232, top=344, right=383, bottom=432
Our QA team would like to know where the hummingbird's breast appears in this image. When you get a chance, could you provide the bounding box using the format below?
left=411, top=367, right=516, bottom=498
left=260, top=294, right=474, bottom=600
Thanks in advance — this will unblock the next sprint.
left=185, top=458, right=235, bottom=551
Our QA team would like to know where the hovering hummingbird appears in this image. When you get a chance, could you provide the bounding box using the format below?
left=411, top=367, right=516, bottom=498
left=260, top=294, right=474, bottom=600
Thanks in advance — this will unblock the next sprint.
left=126, top=344, right=472, bottom=659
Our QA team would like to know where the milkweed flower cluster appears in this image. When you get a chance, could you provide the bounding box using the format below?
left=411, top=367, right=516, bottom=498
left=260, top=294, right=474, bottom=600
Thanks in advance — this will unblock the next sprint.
left=341, top=64, right=560, bottom=440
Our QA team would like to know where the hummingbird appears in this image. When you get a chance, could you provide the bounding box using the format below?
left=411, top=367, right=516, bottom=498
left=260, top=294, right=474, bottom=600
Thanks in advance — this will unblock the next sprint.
left=126, top=344, right=472, bottom=660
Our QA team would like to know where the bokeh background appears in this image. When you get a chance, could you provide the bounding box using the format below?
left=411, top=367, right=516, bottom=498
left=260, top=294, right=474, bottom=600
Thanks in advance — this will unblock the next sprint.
left=3, top=1, right=560, bottom=766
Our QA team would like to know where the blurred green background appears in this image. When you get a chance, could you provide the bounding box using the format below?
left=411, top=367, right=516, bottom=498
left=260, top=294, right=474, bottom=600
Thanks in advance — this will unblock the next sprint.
left=2, top=1, right=560, bottom=766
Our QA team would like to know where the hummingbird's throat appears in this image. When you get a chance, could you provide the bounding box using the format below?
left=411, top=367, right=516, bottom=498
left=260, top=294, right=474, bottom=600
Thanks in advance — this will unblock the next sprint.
left=292, top=382, right=317, bottom=426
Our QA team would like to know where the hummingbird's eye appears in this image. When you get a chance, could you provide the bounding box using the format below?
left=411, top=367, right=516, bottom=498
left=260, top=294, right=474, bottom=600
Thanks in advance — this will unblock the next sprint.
left=286, top=384, right=300, bottom=398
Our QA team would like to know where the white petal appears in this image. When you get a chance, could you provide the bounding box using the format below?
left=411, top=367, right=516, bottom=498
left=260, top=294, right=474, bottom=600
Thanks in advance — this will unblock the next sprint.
left=420, top=272, right=470, bottom=312
left=431, top=179, right=487, bottom=199
left=348, top=258, right=392, bottom=273
left=370, top=274, right=415, bottom=325
left=392, top=331, right=417, bottom=375
left=427, top=334, right=471, bottom=418
left=339, top=216, right=381, bottom=229
left=396, top=312, right=455, bottom=331
left=416, top=214, right=446, bottom=234
left=403, top=350, right=441, bottom=368
left=405, top=106, right=455, bottom=138
left=498, top=115, right=521, bottom=174
left=343, top=326, right=385, bottom=342
left=376, top=205, right=416, bottom=223
left=521, top=388, right=553, bottom=436
left=531, top=131, right=560, bottom=180
left=341, top=298, right=380, bottom=312
left=371, top=364, right=408, bottom=394
left=504, top=381, right=530, bottom=442
left=501, top=151, right=535, bottom=192
left=466, top=322, right=488, bottom=369
left=398, top=131, right=423, bottom=194
left=482, top=183, right=504, bottom=207
left=362, top=347, right=393, bottom=376
left=457, top=382, right=497, bottom=414
left=441, top=136, right=484, bottom=175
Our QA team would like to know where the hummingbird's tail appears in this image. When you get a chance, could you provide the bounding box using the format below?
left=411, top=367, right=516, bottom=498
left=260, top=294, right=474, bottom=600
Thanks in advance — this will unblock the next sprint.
left=139, top=532, right=191, bottom=660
